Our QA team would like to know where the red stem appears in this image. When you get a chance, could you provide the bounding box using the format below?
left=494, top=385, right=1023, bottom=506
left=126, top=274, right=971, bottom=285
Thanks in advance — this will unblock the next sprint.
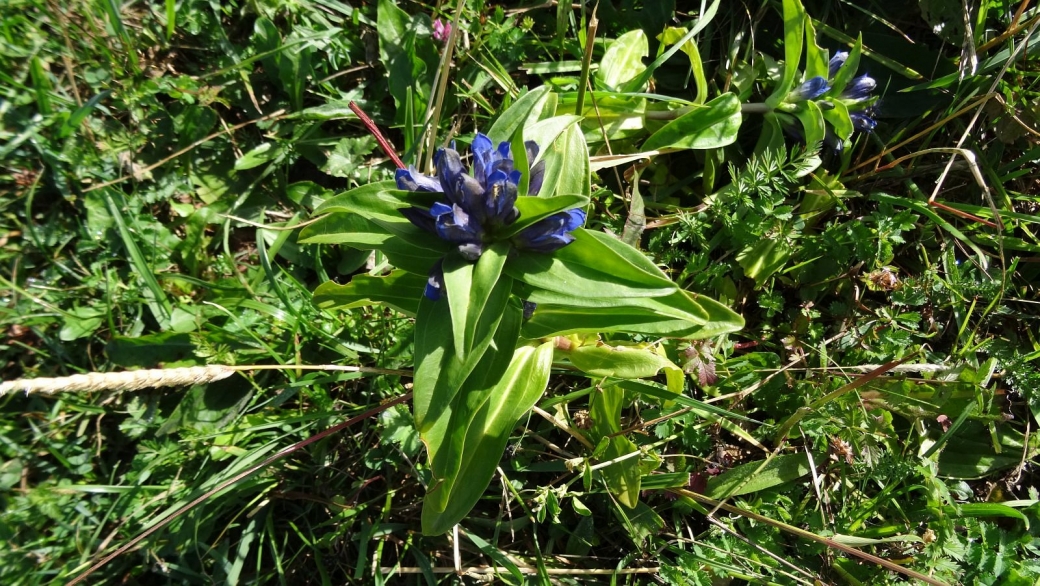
left=349, top=101, right=406, bottom=169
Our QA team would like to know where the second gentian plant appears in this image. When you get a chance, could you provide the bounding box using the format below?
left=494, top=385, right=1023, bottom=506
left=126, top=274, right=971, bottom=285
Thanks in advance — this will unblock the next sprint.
left=302, top=92, right=743, bottom=534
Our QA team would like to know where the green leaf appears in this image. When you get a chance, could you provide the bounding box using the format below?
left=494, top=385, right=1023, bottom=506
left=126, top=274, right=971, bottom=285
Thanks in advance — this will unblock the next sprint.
left=590, top=385, right=641, bottom=507
left=412, top=271, right=514, bottom=435
left=59, top=90, right=111, bottom=139
left=502, top=195, right=588, bottom=239
left=507, top=229, right=676, bottom=299
left=519, top=286, right=743, bottom=340
left=596, top=30, right=648, bottom=91
left=538, top=123, right=591, bottom=198
left=444, top=243, right=510, bottom=361
left=487, top=86, right=554, bottom=145
left=313, top=270, right=426, bottom=316
left=658, top=27, right=707, bottom=104
left=642, top=93, right=742, bottom=151
left=793, top=99, right=826, bottom=149
left=705, top=453, right=810, bottom=499
left=299, top=214, right=446, bottom=276
left=620, top=0, right=720, bottom=93
left=802, top=17, right=828, bottom=80
left=234, top=142, right=282, bottom=171
left=60, top=307, right=105, bottom=341
left=566, top=343, right=684, bottom=394
left=828, top=34, right=863, bottom=96
left=821, top=99, right=854, bottom=143
left=940, top=503, right=1030, bottom=528
left=313, top=181, right=439, bottom=222
left=766, top=0, right=807, bottom=108
left=737, top=237, right=793, bottom=288
left=422, top=338, right=553, bottom=535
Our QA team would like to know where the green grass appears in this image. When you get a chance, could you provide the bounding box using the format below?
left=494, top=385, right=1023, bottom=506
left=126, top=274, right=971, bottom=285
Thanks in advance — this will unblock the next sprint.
left=2, top=0, right=1040, bottom=584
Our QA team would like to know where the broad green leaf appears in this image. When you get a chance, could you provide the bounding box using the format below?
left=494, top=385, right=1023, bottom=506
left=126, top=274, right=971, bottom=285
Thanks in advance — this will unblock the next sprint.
left=539, top=123, right=591, bottom=198
left=313, top=269, right=426, bottom=316
left=423, top=337, right=553, bottom=535
left=705, top=453, right=810, bottom=498
left=940, top=503, right=1030, bottom=527
left=938, top=421, right=1035, bottom=479
left=523, top=114, right=583, bottom=163
left=737, top=237, right=792, bottom=288
left=501, top=195, right=588, bottom=239
left=566, top=343, right=684, bottom=394
left=234, top=142, right=281, bottom=170
left=803, top=17, right=828, bottom=79
left=766, top=0, right=807, bottom=108
left=299, top=214, right=446, bottom=275
left=412, top=270, right=514, bottom=434
left=487, top=86, right=553, bottom=144
left=561, top=92, right=647, bottom=143
left=821, top=99, right=854, bottom=143
left=620, top=0, right=720, bottom=93
left=659, top=27, right=707, bottom=104
left=444, top=243, right=510, bottom=361
left=520, top=291, right=743, bottom=340
left=510, top=124, right=531, bottom=197
left=507, top=229, right=676, bottom=298
left=314, top=181, right=439, bottom=222
left=590, top=385, right=641, bottom=507
left=297, top=213, right=396, bottom=246
left=596, top=29, right=648, bottom=91
left=793, top=99, right=826, bottom=149
left=642, top=93, right=741, bottom=151
left=60, top=307, right=105, bottom=341
left=522, top=305, right=707, bottom=339
left=829, top=34, right=863, bottom=96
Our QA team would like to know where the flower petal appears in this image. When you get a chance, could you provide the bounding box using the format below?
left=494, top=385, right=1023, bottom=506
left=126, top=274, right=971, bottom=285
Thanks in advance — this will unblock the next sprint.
left=483, top=170, right=519, bottom=227
left=513, top=209, right=586, bottom=253
left=790, top=76, right=829, bottom=101
left=528, top=160, right=546, bottom=196
left=828, top=51, right=848, bottom=79
left=425, top=258, right=445, bottom=300
left=400, top=205, right=437, bottom=234
left=435, top=147, right=466, bottom=199
left=396, top=167, right=443, bottom=192
left=471, top=133, right=495, bottom=184
left=842, top=75, right=876, bottom=101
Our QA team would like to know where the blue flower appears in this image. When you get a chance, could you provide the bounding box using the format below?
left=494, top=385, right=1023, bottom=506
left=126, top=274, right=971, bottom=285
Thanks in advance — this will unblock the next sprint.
left=512, top=209, right=586, bottom=253
left=842, top=75, right=876, bottom=101
left=789, top=76, right=830, bottom=102
left=396, top=133, right=583, bottom=300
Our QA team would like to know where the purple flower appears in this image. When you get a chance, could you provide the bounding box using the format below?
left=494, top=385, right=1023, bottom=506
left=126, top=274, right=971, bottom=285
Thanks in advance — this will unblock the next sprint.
left=789, top=76, right=829, bottom=101
left=432, top=18, right=451, bottom=43
left=828, top=52, right=848, bottom=79
left=842, top=75, right=876, bottom=101
left=512, top=209, right=586, bottom=253
left=850, top=108, right=878, bottom=132
left=396, top=134, right=582, bottom=300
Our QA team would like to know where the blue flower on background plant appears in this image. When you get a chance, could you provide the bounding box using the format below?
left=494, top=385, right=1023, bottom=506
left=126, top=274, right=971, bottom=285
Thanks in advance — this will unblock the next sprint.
left=826, top=51, right=878, bottom=131
left=396, top=133, right=585, bottom=300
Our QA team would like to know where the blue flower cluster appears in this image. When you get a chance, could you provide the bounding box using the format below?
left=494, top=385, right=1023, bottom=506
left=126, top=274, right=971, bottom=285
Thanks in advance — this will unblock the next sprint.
left=789, top=51, right=878, bottom=132
left=396, top=133, right=586, bottom=300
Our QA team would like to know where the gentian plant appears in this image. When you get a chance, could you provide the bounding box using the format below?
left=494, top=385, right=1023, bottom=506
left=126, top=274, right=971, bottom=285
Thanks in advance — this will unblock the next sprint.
left=303, top=94, right=743, bottom=534
left=395, top=134, right=586, bottom=300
